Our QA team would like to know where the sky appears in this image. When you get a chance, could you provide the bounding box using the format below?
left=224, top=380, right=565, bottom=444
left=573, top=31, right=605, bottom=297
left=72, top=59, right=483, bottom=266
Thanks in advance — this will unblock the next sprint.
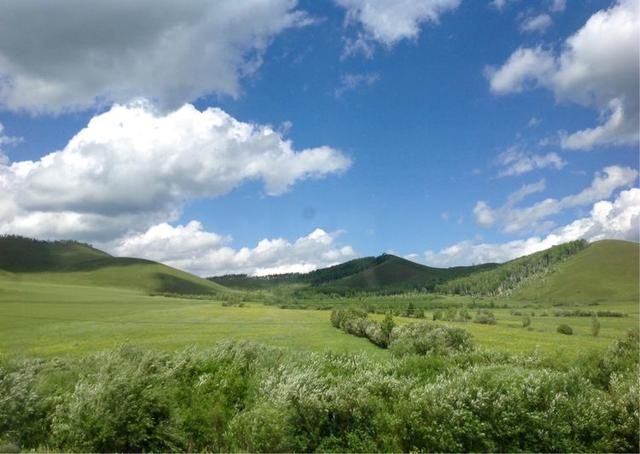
left=0, top=0, right=638, bottom=276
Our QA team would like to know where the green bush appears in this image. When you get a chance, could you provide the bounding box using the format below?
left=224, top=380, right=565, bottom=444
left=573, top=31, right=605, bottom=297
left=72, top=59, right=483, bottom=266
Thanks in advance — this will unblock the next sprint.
left=591, top=314, right=601, bottom=337
left=474, top=310, right=497, bottom=325
left=557, top=324, right=573, bottom=335
left=389, top=323, right=473, bottom=357
left=0, top=336, right=638, bottom=452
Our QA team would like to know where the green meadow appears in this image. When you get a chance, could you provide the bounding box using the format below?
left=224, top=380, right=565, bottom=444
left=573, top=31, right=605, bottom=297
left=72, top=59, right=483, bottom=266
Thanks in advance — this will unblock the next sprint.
left=1, top=272, right=637, bottom=359
left=0, top=277, right=383, bottom=358
left=1, top=237, right=638, bottom=452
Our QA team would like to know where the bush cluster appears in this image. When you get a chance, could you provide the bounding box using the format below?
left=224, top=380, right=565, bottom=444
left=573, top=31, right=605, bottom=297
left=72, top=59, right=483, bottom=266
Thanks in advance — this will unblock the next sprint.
left=473, top=309, right=497, bottom=324
left=330, top=308, right=392, bottom=347
left=331, top=309, right=473, bottom=355
left=433, top=308, right=472, bottom=322
left=0, top=334, right=638, bottom=453
left=557, top=324, right=574, bottom=335
left=388, top=323, right=473, bottom=356
left=553, top=309, right=626, bottom=318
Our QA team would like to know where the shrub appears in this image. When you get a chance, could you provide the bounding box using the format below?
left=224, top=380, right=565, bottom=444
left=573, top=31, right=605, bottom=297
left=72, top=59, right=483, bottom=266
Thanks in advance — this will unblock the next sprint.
left=591, top=314, right=601, bottom=337
left=389, top=323, right=473, bottom=356
left=474, top=310, right=496, bottom=325
left=557, top=324, right=573, bottom=335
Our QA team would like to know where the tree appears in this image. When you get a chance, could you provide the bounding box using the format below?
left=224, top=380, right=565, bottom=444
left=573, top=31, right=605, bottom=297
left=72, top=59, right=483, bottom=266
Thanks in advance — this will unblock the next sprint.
left=404, top=302, right=416, bottom=317
left=380, top=312, right=395, bottom=347
left=591, top=314, right=600, bottom=337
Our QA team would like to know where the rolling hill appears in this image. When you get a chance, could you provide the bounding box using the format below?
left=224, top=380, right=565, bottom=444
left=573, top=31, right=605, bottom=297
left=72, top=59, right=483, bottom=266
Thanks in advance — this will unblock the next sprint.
left=210, top=239, right=639, bottom=302
left=210, top=253, right=498, bottom=294
left=0, top=235, right=228, bottom=296
left=514, top=239, right=639, bottom=303
left=317, top=254, right=497, bottom=293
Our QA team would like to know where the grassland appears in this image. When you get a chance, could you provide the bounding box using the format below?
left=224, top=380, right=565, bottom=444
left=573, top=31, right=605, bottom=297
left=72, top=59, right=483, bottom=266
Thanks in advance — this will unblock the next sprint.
left=1, top=237, right=638, bottom=452
left=1, top=271, right=637, bottom=360
left=0, top=276, right=385, bottom=358
left=515, top=239, right=639, bottom=303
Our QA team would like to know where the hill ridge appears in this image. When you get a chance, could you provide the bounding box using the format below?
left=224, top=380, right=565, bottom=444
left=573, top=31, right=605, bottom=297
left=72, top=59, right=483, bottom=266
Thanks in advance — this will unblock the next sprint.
left=0, top=235, right=228, bottom=296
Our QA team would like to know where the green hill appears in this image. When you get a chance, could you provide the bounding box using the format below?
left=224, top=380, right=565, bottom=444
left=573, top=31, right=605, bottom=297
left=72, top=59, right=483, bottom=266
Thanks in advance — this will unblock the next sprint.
left=436, top=240, right=589, bottom=297
left=210, top=253, right=497, bottom=294
left=0, top=235, right=228, bottom=296
left=514, top=239, right=639, bottom=304
left=320, top=254, right=497, bottom=293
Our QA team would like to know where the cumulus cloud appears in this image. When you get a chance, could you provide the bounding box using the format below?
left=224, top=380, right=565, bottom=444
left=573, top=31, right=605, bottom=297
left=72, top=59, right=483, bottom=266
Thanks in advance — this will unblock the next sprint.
left=426, top=187, right=640, bottom=266
left=111, top=224, right=357, bottom=276
left=496, top=146, right=566, bottom=177
left=0, top=0, right=311, bottom=113
left=486, top=47, right=556, bottom=94
left=335, top=72, right=380, bottom=97
left=550, top=0, right=566, bottom=13
left=486, top=0, right=640, bottom=149
left=336, top=0, right=461, bottom=56
left=474, top=165, right=638, bottom=233
left=0, top=102, right=351, bottom=241
left=520, top=14, right=553, bottom=33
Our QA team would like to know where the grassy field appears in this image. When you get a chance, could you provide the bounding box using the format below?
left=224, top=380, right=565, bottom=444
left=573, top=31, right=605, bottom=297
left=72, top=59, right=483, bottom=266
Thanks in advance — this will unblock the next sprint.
left=1, top=272, right=637, bottom=360
left=0, top=276, right=383, bottom=358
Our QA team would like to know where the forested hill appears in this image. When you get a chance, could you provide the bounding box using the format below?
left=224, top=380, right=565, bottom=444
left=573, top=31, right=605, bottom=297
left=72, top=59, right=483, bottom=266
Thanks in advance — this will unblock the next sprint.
left=435, top=240, right=589, bottom=296
left=0, top=235, right=229, bottom=296
left=210, top=253, right=498, bottom=294
left=314, top=254, right=497, bottom=294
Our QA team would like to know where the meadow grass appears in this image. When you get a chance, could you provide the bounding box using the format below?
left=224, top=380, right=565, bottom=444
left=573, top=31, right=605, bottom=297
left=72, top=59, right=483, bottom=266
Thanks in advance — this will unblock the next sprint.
left=1, top=273, right=637, bottom=360
left=0, top=276, right=382, bottom=358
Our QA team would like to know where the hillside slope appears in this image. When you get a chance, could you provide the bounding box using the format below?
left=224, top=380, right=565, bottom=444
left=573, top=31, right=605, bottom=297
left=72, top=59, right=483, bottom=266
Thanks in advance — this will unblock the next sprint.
left=322, top=254, right=496, bottom=293
left=0, top=236, right=228, bottom=296
left=210, top=254, right=497, bottom=293
left=514, top=240, right=639, bottom=303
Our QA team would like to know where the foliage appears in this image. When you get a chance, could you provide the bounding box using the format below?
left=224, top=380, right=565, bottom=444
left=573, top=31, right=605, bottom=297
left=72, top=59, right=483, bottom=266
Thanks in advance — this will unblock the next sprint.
left=1, top=336, right=638, bottom=452
left=557, top=324, right=574, bottom=335
left=591, top=314, right=601, bottom=337
left=388, top=323, right=474, bottom=356
left=474, top=309, right=497, bottom=325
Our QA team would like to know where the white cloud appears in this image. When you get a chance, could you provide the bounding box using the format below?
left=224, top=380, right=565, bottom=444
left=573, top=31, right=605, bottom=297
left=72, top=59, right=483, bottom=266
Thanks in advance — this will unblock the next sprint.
left=474, top=165, right=638, bottom=233
left=111, top=224, right=357, bottom=276
left=0, top=123, right=20, bottom=148
left=426, top=187, right=640, bottom=266
left=0, top=102, right=351, bottom=241
left=0, top=0, right=311, bottom=113
left=561, top=98, right=639, bottom=149
left=486, top=47, right=555, bottom=94
left=335, top=72, right=380, bottom=97
left=520, top=14, right=553, bottom=33
left=550, top=0, right=566, bottom=13
left=496, top=146, right=566, bottom=176
left=335, top=0, right=461, bottom=56
left=487, top=0, right=640, bottom=149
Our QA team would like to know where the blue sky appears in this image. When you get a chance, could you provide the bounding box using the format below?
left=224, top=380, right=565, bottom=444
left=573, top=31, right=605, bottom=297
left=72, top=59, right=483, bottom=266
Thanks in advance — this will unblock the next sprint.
left=0, top=0, right=638, bottom=275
